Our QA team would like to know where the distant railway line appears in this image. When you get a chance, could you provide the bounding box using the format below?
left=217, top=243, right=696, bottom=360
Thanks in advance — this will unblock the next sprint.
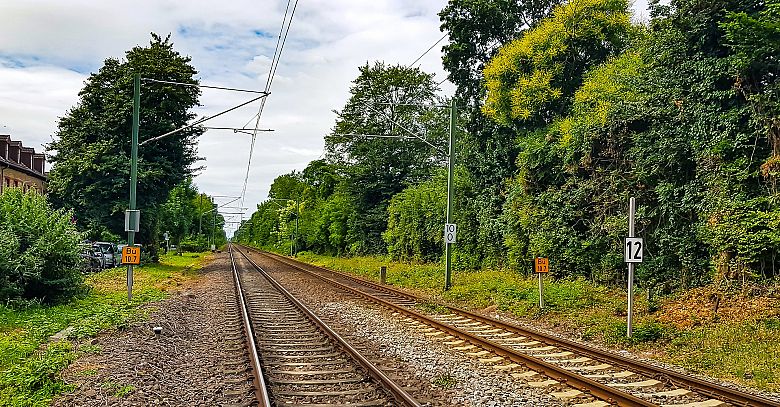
left=236, top=244, right=779, bottom=407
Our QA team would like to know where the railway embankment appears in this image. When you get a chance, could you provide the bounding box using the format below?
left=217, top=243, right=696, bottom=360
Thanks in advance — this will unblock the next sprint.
left=293, top=251, right=780, bottom=395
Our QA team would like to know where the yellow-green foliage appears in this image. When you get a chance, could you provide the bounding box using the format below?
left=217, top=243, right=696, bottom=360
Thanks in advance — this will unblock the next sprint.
left=555, top=50, right=645, bottom=145
left=483, top=0, right=632, bottom=124
left=573, top=50, right=644, bottom=125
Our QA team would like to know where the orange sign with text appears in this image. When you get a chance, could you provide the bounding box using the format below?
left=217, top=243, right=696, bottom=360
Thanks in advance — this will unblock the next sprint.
left=535, top=257, right=549, bottom=273
left=122, top=246, right=141, bottom=265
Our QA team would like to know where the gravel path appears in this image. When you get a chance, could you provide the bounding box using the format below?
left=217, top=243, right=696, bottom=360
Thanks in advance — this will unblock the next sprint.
left=54, top=252, right=256, bottom=407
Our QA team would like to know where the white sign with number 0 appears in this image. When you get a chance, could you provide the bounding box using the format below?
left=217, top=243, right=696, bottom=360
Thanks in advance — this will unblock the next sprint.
left=444, top=223, right=457, bottom=244
left=625, top=237, right=644, bottom=263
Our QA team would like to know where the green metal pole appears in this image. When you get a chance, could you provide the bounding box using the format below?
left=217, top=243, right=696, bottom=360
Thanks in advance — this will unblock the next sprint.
left=127, top=73, right=140, bottom=302
left=295, top=198, right=299, bottom=256
left=445, top=98, right=457, bottom=290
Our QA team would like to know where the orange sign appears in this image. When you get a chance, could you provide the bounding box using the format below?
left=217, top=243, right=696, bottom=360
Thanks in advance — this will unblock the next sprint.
left=535, top=257, right=549, bottom=273
left=122, top=246, right=141, bottom=265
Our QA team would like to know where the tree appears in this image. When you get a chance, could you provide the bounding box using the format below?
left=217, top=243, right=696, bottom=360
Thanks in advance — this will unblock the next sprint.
left=483, top=0, right=634, bottom=126
left=158, top=179, right=198, bottom=250
left=0, top=188, right=83, bottom=303
left=439, top=0, right=563, bottom=105
left=326, top=62, right=447, bottom=253
left=439, top=0, right=563, bottom=267
left=47, top=33, right=203, bottom=251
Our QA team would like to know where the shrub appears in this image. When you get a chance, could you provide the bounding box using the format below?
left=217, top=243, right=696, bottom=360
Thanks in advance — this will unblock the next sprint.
left=179, top=235, right=208, bottom=252
left=0, top=188, right=83, bottom=303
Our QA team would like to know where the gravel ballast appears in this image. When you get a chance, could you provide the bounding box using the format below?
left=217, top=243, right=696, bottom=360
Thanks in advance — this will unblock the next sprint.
left=250, top=252, right=572, bottom=406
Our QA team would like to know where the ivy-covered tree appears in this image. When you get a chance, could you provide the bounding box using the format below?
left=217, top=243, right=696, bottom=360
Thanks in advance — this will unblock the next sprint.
left=47, top=33, right=203, bottom=252
left=439, top=0, right=562, bottom=268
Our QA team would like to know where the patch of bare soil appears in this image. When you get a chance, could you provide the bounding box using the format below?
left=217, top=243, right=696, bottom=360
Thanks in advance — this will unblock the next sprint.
left=655, top=284, right=780, bottom=330
left=54, top=252, right=256, bottom=407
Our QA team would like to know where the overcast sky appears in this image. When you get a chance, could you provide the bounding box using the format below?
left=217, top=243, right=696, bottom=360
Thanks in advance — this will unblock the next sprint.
left=0, top=0, right=649, bottom=236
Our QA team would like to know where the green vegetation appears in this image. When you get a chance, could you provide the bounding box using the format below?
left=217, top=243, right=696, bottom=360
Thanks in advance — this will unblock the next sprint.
left=0, top=251, right=209, bottom=406
left=238, top=0, right=780, bottom=294
left=45, top=34, right=224, bottom=256
left=0, top=188, right=83, bottom=304
left=294, top=252, right=780, bottom=391
left=432, top=373, right=458, bottom=389
left=159, top=179, right=227, bottom=252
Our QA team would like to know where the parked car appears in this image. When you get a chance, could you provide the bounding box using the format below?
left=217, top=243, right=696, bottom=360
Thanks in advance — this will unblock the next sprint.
left=93, top=242, right=118, bottom=268
left=79, top=245, right=104, bottom=273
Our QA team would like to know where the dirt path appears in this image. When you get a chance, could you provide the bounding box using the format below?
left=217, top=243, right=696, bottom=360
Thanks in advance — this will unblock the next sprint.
left=54, top=252, right=255, bottom=407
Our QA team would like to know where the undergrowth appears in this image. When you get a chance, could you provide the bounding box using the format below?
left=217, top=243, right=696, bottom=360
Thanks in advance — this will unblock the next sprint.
left=0, top=251, right=210, bottom=406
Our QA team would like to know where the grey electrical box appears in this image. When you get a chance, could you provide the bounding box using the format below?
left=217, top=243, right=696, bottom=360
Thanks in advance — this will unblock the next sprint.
left=125, top=210, right=141, bottom=232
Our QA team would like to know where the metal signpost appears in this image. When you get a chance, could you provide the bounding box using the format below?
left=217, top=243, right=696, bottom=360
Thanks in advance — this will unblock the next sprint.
left=444, top=98, right=457, bottom=290
left=535, top=257, right=549, bottom=309
left=126, top=74, right=141, bottom=302
left=624, top=197, right=643, bottom=338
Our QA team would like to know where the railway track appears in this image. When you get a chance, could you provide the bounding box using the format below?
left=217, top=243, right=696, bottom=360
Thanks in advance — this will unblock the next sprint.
left=228, top=244, right=421, bottom=407
left=237, top=244, right=779, bottom=407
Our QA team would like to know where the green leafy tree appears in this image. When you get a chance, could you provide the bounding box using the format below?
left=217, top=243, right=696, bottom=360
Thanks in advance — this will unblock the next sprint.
left=384, top=175, right=447, bottom=262
left=483, top=0, right=634, bottom=125
left=326, top=62, right=447, bottom=253
left=158, top=179, right=198, bottom=251
left=47, top=33, right=203, bottom=252
left=0, top=188, right=83, bottom=303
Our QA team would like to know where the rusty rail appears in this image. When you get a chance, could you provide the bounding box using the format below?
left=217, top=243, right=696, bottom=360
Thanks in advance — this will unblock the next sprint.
left=228, top=244, right=272, bottom=407
left=234, top=245, right=422, bottom=407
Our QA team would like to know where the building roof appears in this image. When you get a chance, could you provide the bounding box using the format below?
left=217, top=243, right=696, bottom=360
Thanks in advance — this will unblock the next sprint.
left=0, top=135, right=48, bottom=181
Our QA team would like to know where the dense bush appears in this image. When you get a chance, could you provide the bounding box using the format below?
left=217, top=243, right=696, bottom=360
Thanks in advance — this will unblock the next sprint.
left=179, top=235, right=209, bottom=252
left=0, top=188, right=83, bottom=303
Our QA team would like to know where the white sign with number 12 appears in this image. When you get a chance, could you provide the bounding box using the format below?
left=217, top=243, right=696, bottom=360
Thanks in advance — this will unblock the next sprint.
left=625, top=237, right=643, bottom=263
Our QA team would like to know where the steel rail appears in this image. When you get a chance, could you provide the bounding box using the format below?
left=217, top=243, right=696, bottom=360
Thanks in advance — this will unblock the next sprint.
left=240, top=246, right=654, bottom=407
left=233, top=246, right=422, bottom=407
left=255, top=248, right=780, bottom=407
left=228, top=245, right=272, bottom=406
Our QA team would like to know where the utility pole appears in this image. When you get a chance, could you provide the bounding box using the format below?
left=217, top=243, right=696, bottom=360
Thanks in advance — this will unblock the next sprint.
left=333, top=99, right=458, bottom=290
left=212, top=197, right=217, bottom=250
left=294, top=197, right=300, bottom=256
left=123, top=76, right=268, bottom=302
left=127, top=73, right=140, bottom=302
left=444, top=98, right=457, bottom=291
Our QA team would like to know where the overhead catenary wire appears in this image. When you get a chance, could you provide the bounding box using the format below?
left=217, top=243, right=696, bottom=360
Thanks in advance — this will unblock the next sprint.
left=409, top=33, right=448, bottom=68
left=240, top=0, right=301, bottom=212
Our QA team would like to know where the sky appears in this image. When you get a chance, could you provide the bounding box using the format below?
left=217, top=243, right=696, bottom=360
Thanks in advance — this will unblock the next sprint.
left=0, top=0, right=649, bottom=236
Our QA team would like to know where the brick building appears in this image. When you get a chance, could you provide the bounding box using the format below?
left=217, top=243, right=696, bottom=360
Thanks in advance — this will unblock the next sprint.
left=0, top=135, right=47, bottom=194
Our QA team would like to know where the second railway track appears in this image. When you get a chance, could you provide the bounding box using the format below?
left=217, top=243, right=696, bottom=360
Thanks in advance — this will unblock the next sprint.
left=237, top=244, right=780, bottom=407
left=229, top=244, right=420, bottom=407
